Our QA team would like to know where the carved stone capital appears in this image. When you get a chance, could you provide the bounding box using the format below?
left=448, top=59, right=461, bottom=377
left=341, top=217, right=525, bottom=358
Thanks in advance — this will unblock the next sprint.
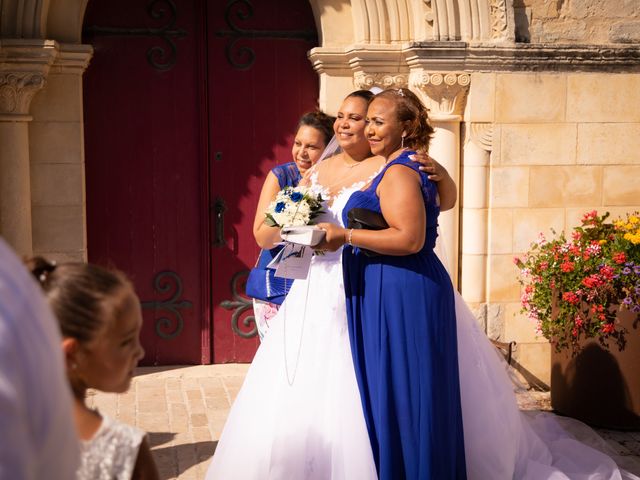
left=353, top=71, right=408, bottom=90
left=409, top=71, right=470, bottom=117
left=0, top=72, right=46, bottom=116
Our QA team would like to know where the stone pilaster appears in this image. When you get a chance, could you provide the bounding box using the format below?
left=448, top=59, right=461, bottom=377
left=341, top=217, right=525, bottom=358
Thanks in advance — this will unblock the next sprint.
left=460, top=123, right=492, bottom=308
left=410, top=71, right=471, bottom=287
left=0, top=45, right=53, bottom=255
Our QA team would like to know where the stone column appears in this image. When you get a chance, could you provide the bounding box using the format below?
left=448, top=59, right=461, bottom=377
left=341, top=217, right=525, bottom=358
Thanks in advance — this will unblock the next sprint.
left=0, top=70, right=47, bottom=256
left=410, top=71, right=470, bottom=288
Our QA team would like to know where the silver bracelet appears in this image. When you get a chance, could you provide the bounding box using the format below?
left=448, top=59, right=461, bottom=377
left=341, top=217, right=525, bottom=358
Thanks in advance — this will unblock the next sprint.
left=348, top=228, right=354, bottom=246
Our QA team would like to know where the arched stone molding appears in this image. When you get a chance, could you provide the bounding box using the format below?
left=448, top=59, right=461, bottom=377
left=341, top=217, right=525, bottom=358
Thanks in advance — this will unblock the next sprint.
left=0, top=0, right=49, bottom=38
left=309, top=0, right=515, bottom=47
left=0, top=0, right=89, bottom=43
left=46, top=0, right=90, bottom=43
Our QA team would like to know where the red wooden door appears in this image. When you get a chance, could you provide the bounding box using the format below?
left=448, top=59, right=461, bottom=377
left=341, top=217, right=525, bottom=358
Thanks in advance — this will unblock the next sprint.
left=208, top=1, right=319, bottom=362
left=83, top=0, right=318, bottom=364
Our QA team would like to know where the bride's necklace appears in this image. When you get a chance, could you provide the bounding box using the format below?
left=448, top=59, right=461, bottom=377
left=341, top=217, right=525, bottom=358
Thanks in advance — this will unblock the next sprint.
left=343, top=158, right=362, bottom=168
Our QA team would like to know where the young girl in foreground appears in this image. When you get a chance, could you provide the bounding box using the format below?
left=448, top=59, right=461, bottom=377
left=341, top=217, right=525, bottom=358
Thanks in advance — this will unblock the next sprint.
left=30, top=258, right=159, bottom=480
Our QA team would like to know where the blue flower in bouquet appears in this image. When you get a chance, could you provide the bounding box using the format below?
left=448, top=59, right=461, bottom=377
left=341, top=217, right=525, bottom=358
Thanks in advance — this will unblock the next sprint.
left=264, top=185, right=325, bottom=228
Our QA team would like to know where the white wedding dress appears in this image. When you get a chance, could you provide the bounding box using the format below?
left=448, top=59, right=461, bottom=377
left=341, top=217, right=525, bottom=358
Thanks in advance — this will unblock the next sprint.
left=206, top=172, right=639, bottom=480
left=206, top=177, right=378, bottom=479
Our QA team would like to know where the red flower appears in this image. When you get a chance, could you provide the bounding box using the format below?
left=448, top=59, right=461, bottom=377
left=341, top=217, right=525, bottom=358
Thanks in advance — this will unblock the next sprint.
left=562, top=291, right=580, bottom=305
left=582, top=210, right=598, bottom=223
left=599, top=265, right=614, bottom=279
left=582, top=275, right=603, bottom=289
left=613, top=252, right=626, bottom=264
left=572, top=231, right=582, bottom=241
left=574, top=316, right=584, bottom=328
left=601, top=323, right=615, bottom=334
left=561, top=261, right=575, bottom=273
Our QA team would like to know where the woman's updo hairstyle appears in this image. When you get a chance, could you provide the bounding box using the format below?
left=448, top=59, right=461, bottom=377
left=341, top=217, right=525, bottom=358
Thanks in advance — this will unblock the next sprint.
left=345, top=89, right=374, bottom=103
left=375, top=88, right=435, bottom=152
left=297, top=110, right=336, bottom=147
left=28, top=257, right=132, bottom=343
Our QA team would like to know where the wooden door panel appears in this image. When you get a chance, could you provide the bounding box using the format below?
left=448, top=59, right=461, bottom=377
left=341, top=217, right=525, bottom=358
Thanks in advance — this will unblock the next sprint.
left=83, top=0, right=209, bottom=364
left=208, top=0, right=319, bottom=362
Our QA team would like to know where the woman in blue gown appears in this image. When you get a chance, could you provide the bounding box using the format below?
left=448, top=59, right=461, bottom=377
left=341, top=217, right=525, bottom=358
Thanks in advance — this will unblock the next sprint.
left=317, top=88, right=466, bottom=479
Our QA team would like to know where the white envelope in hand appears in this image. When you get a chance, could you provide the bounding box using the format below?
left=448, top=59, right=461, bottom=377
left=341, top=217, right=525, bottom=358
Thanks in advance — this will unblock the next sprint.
left=280, top=225, right=326, bottom=246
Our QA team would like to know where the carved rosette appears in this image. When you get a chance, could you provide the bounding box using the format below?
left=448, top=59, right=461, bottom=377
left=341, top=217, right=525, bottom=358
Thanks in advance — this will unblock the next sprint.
left=409, top=71, right=470, bottom=118
left=0, top=73, right=46, bottom=115
left=353, top=71, right=408, bottom=90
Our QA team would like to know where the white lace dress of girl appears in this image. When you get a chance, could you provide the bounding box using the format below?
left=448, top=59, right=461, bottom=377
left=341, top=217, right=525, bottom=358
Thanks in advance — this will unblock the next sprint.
left=77, top=414, right=145, bottom=480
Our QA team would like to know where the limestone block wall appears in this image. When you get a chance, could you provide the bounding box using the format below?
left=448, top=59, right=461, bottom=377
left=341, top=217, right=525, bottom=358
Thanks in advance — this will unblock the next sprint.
left=29, top=59, right=89, bottom=263
left=466, top=71, right=640, bottom=385
left=515, top=0, right=640, bottom=43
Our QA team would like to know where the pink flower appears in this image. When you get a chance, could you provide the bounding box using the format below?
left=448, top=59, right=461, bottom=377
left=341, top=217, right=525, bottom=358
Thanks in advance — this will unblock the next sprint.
left=574, top=316, right=584, bottom=328
left=572, top=231, right=582, bottom=241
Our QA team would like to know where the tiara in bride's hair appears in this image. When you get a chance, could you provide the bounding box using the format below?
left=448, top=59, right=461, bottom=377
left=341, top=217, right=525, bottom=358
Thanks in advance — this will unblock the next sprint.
left=396, top=88, right=405, bottom=97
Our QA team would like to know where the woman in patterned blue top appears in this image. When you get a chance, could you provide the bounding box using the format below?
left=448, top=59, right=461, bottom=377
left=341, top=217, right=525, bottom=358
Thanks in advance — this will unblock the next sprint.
left=251, top=111, right=335, bottom=339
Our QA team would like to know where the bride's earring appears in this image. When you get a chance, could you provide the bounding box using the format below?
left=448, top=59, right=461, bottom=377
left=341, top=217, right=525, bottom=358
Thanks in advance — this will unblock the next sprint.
left=401, top=135, right=405, bottom=149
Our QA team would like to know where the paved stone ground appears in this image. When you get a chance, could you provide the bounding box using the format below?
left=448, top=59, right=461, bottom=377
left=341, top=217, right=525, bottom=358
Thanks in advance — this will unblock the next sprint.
left=89, top=365, right=640, bottom=480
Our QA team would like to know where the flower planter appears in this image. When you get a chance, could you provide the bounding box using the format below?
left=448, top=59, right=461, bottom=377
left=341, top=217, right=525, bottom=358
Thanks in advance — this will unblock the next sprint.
left=550, top=308, right=640, bottom=430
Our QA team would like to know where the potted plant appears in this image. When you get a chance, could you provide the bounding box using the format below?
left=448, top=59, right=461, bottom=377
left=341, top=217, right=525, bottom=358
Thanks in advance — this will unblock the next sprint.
left=515, top=210, right=640, bottom=429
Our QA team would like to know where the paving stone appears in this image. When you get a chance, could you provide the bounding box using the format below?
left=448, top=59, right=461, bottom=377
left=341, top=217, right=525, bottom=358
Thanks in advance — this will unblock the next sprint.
left=88, top=364, right=640, bottom=478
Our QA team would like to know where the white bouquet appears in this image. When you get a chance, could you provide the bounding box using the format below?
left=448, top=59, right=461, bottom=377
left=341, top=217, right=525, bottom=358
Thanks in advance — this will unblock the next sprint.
left=264, top=186, right=324, bottom=228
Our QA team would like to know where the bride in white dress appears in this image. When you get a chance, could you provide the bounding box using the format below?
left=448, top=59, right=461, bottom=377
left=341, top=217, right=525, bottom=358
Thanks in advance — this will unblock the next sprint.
left=206, top=91, right=639, bottom=480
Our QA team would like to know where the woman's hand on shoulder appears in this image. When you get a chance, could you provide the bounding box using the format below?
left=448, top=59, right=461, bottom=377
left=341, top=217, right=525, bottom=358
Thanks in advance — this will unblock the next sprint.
left=409, top=151, right=448, bottom=181
left=315, top=222, right=347, bottom=252
left=409, top=151, right=457, bottom=212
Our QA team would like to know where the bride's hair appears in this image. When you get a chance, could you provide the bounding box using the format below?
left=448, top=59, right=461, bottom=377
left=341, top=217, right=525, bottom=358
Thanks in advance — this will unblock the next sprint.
left=345, top=90, right=374, bottom=103
left=375, top=88, right=434, bottom=152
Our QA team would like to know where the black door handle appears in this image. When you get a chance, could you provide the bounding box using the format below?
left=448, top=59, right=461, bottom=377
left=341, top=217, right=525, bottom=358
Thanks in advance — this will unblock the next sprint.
left=212, top=197, right=227, bottom=247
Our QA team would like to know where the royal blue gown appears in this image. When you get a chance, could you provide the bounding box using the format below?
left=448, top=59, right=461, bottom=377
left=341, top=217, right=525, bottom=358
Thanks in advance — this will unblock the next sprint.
left=342, top=151, right=467, bottom=480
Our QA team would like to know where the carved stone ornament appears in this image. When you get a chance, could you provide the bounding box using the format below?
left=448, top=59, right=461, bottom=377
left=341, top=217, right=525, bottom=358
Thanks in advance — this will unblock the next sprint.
left=353, top=71, right=408, bottom=90
left=469, top=122, right=493, bottom=152
left=409, top=71, right=470, bottom=117
left=490, top=0, right=510, bottom=41
left=0, top=73, right=45, bottom=115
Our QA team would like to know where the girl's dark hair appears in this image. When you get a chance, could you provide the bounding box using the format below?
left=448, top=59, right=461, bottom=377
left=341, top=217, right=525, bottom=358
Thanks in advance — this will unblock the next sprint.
left=28, top=257, right=132, bottom=343
left=297, top=110, right=336, bottom=146
left=374, top=88, right=435, bottom=152
left=345, top=90, right=374, bottom=103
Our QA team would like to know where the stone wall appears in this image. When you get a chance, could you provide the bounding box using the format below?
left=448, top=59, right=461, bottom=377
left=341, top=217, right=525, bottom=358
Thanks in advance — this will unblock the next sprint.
left=515, top=0, right=640, bottom=44
left=465, top=71, right=640, bottom=384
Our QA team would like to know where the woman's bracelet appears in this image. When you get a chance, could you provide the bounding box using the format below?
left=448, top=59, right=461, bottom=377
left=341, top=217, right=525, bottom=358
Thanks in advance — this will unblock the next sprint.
left=347, top=228, right=354, bottom=246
